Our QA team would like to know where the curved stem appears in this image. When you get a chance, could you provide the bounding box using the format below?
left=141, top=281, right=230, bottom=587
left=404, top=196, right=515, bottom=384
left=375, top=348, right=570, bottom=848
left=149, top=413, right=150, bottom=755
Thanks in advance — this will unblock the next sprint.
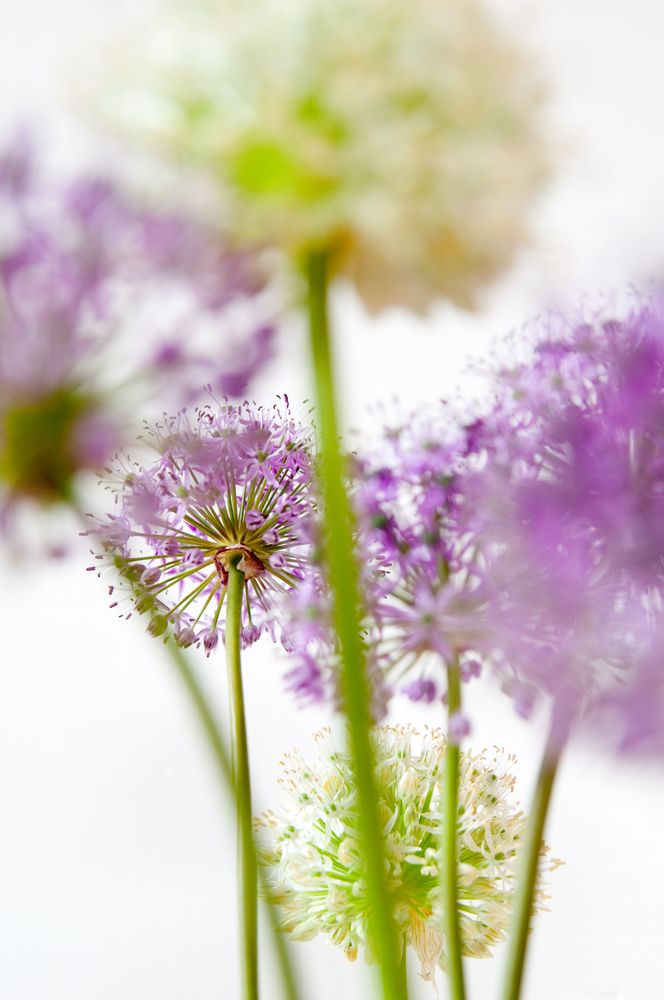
left=304, top=249, right=405, bottom=1000
left=167, top=643, right=234, bottom=786
left=500, top=713, right=564, bottom=1000
left=442, top=663, right=466, bottom=1000
left=224, top=561, right=259, bottom=1000
left=165, top=641, right=301, bottom=1000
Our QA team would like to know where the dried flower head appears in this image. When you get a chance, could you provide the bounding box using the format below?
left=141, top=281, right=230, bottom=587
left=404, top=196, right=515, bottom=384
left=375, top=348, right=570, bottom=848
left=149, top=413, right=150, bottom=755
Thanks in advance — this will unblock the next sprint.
left=257, top=726, right=556, bottom=980
left=0, top=130, right=276, bottom=537
left=91, top=399, right=315, bottom=650
left=101, top=0, right=549, bottom=313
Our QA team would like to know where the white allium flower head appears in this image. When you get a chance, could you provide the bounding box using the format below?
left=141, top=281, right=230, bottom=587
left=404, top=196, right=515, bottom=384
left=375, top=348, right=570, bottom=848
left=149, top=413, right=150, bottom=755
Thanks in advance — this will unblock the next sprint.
left=103, top=0, right=550, bottom=313
left=256, top=726, right=559, bottom=981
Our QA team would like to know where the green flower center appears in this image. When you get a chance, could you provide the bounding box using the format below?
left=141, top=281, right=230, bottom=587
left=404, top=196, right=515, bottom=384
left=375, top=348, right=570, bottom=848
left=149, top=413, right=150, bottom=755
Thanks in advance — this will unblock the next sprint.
left=0, top=388, right=92, bottom=501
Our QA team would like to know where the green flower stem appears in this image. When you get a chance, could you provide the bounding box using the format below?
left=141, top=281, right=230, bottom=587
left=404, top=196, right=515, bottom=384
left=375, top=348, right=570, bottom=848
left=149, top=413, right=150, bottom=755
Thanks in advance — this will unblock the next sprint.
left=396, top=950, right=409, bottom=998
left=225, top=559, right=259, bottom=1000
left=304, top=248, right=405, bottom=1000
left=165, top=640, right=301, bottom=1000
left=500, top=714, right=564, bottom=1000
left=442, top=663, right=466, bottom=1000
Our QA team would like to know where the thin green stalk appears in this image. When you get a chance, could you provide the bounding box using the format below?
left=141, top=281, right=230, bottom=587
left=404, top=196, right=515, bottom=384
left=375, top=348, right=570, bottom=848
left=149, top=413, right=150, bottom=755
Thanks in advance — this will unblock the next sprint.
left=500, top=714, right=564, bottom=1000
left=304, top=249, right=405, bottom=1000
left=396, top=950, right=409, bottom=999
left=225, top=560, right=259, bottom=1000
left=442, top=663, right=466, bottom=1000
left=165, top=641, right=301, bottom=1000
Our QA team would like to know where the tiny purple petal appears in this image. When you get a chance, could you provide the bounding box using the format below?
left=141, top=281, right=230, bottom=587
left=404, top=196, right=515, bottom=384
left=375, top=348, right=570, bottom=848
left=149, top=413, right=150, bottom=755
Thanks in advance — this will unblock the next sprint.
left=402, top=678, right=437, bottom=703
left=246, top=510, right=265, bottom=530
left=449, top=711, right=471, bottom=743
left=141, top=566, right=161, bottom=587
left=203, top=629, right=219, bottom=655
left=175, top=626, right=196, bottom=648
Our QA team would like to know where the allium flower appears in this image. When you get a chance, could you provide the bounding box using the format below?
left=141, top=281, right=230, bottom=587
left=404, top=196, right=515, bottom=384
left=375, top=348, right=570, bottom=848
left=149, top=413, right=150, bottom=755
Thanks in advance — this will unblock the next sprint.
left=466, top=293, right=664, bottom=746
left=287, top=294, right=664, bottom=750
left=0, top=130, right=276, bottom=531
left=355, top=409, right=488, bottom=697
left=102, top=0, right=549, bottom=313
left=256, top=726, right=557, bottom=980
left=281, top=406, right=487, bottom=711
left=91, top=399, right=315, bottom=650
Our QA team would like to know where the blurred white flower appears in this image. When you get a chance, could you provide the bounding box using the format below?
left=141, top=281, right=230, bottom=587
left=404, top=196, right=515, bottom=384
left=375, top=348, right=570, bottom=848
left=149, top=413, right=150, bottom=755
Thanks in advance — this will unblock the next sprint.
left=99, top=0, right=550, bottom=313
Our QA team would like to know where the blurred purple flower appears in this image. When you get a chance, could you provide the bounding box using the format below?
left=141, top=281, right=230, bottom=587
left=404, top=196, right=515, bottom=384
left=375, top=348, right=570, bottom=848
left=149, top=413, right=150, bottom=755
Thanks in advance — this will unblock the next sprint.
left=281, top=294, right=664, bottom=760
left=448, top=711, right=471, bottom=743
left=468, top=294, right=664, bottom=752
left=589, top=628, right=664, bottom=758
left=0, top=130, right=278, bottom=533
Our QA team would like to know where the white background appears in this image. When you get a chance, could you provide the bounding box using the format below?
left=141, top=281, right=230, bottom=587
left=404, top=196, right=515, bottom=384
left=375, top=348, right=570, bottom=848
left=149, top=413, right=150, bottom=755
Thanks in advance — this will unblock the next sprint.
left=1, top=1, right=664, bottom=998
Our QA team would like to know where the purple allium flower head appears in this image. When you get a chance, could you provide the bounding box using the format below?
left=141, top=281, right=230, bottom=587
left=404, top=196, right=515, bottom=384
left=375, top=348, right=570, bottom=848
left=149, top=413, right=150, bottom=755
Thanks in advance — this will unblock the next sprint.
left=91, top=399, right=315, bottom=652
left=0, top=129, right=277, bottom=536
left=468, top=293, right=664, bottom=750
left=351, top=406, right=490, bottom=708
left=280, top=404, right=487, bottom=711
left=281, top=292, right=664, bottom=754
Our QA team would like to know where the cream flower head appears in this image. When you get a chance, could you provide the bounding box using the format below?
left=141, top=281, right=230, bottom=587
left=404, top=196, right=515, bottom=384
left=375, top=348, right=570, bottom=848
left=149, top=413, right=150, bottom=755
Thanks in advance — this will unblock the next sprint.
left=102, top=0, right=549, bottom=313
left=255, top=726, right=559, bottom=982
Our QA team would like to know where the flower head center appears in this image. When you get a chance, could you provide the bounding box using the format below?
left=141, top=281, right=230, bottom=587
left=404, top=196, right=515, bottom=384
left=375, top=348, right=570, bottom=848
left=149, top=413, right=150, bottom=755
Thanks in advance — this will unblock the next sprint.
left=214, top=543, right=266, bottom=584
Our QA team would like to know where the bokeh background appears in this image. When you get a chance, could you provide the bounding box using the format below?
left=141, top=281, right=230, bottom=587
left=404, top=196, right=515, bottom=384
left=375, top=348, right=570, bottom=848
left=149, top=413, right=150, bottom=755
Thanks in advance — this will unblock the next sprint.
left=1, top=1, right=664, bottom=997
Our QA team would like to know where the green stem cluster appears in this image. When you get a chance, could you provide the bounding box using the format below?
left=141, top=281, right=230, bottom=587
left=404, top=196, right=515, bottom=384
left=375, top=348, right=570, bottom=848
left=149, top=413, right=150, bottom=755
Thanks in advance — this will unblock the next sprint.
left=304, top=249, right=406, bottom=1000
